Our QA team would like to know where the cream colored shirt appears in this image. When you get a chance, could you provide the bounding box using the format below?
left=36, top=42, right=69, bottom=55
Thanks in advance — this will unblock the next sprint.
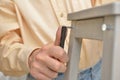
left=0, top=0, right=118, bottom=76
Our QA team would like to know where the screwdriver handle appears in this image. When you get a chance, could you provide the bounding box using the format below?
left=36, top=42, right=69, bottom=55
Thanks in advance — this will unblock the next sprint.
left=60, top=26, right=67, bottom=48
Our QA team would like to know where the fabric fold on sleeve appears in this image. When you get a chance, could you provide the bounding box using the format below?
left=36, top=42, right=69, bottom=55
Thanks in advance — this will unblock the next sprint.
left=0, top=31, right=35, bottom=76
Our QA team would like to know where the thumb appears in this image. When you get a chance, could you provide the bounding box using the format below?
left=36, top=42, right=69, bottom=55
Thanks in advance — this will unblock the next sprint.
left=54, top=27, right=62, bottom=46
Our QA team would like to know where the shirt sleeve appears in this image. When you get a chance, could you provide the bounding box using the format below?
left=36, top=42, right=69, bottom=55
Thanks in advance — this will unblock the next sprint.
left=0, top=0, right=35, bottom=76
left=0, top=30, right=35, bottom=76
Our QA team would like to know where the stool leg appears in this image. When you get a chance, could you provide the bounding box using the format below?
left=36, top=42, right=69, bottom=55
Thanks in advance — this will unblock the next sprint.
left=63, top=27, right=82, bottom=80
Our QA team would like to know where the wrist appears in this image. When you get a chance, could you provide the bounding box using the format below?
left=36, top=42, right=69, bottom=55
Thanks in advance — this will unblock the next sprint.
left=28, top=48, right=41, bottom=69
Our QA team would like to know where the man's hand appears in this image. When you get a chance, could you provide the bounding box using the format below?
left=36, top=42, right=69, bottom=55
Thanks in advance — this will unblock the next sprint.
left=28, top=27, right=69, bottom=80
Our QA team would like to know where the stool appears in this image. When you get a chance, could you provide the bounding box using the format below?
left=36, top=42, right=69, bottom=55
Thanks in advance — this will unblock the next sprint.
left=63, top=2, right=120, bottom=80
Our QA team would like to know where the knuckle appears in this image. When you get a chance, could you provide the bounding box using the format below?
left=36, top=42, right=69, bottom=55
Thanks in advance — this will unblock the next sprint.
left=59, top=50, right=69, bottom=62
left=59, top=50, right=65, bottom=57
left=35, top=54, right=44, bottom=62
left=32, top=62, right=38, bottom=68
left=54, top=62, right=61, bottom=71
left=30, top=61, right=37, bottom=68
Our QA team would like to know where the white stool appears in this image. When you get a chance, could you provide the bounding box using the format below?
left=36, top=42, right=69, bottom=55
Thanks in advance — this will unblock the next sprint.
left=64, top=2, right=120, bottom=80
